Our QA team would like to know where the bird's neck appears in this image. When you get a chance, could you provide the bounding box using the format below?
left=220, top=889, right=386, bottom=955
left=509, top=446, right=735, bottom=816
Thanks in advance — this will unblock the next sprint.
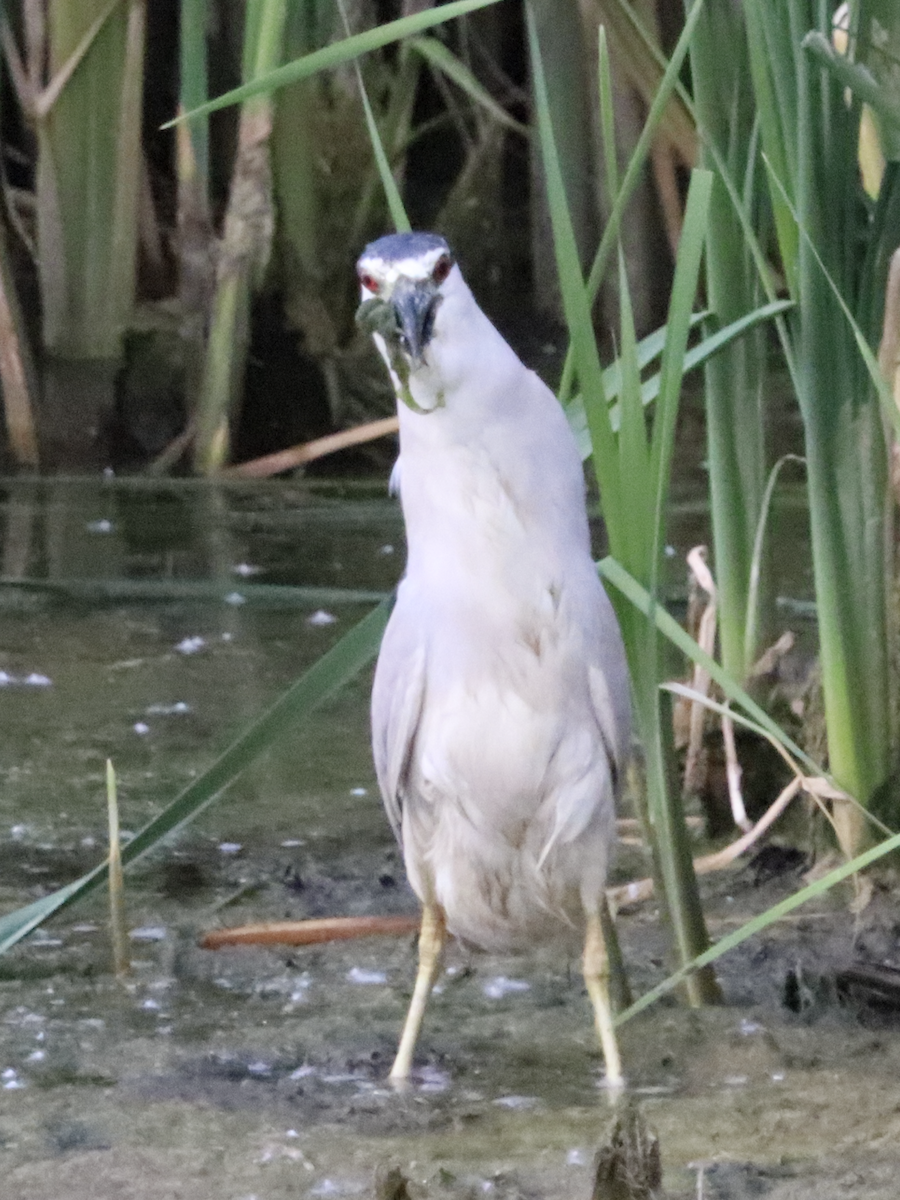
left=390, top=279, right=592, bottom=596
left=396, top=401, right=590, bottom=603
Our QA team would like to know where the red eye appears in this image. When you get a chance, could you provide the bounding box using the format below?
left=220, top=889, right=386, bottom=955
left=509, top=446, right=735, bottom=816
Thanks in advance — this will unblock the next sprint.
left=358, top=271, right=380, bottom=293
left=432, top=254, right=452, bottom=285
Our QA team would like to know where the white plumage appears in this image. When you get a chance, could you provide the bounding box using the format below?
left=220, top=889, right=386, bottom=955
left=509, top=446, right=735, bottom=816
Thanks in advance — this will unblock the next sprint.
left=358, top=232, right=631, bottom=1083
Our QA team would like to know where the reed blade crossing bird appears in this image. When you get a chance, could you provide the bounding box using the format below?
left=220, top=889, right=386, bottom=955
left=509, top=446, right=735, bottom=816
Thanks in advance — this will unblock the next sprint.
left=357, top=232, right=632, bottom=1085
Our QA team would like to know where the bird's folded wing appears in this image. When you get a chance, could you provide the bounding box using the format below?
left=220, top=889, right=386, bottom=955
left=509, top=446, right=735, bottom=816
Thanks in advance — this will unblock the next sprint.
left=371, top=624, right=426, bottom=837
left=588, top=662, right=631, bottom=787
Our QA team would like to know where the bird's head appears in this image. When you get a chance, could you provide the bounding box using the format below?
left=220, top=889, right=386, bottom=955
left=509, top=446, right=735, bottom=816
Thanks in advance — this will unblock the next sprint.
left=355, top=232, right=455, bottom=372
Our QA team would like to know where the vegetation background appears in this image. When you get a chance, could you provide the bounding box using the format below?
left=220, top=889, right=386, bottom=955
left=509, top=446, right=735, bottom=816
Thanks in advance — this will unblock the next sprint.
left=0, top=0, right=687, bottom=478
left=1, top=0, right=900, bottom=1004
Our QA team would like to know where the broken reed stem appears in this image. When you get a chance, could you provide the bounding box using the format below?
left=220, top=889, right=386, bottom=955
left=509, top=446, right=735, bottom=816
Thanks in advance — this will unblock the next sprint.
left=682, top=546, right=717, bottom=796
left=721, top=710, right=751, bottom=832
left=608, top=775, right=803, bottom=910
left=222, top=416, right=400, bottom=479
left=106, top=759, right=130, bottom=977
left=199, top=914, right=420, bottom=949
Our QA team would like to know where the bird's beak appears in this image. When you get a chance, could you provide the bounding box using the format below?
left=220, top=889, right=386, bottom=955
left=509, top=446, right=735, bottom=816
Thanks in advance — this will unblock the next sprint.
left=390, top=278, right=441, bottom=368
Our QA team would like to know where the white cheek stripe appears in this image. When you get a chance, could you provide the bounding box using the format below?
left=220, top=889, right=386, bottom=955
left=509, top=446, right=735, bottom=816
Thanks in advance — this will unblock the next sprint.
left=358, top=247, right=447, bottom=289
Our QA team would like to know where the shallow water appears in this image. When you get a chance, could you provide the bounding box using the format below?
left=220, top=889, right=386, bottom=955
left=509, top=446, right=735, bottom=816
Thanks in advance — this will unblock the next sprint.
left=1, top=475, right=896, bottom=1200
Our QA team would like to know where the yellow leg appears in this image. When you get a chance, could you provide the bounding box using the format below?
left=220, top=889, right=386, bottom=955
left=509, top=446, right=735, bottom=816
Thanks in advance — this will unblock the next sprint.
left=583, top=909, right=623, bottom=1087
left=389, top=902, right=445, bottom=1084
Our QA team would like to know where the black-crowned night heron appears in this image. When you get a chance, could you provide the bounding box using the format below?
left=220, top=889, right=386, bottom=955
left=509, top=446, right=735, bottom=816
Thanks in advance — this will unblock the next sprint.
left=358, top=232, right=631, bottom=1085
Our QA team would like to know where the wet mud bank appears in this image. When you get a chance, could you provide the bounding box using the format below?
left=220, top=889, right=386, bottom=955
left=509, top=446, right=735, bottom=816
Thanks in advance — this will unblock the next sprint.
left=3, top=824, right=900, bottom=1200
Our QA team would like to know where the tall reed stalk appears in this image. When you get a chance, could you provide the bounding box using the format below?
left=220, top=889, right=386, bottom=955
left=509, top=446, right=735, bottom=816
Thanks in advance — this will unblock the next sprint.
left=193, top=0, right=287, bottom=473
left=37, top=0, right=144, bottom=357
left=0, top=218, right=39, bottom=469
left=170, top=0, right=215, bottom=461
left=742, top=1, right=900, bottom=851
left=35, top=0, right=145, bottom=467
left=529, top=0, right=597, bottom=317
left=177, top=0, right=213, bottom=317
left=529, top=7, right=720, bottom=1002
left=271, top=5, right=331, bottom=296
left=686, top=0, right=770, bottom=682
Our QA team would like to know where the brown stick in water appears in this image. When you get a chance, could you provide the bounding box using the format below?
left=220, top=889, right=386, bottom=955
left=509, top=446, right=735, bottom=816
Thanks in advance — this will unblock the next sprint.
left=200, top=913, right=419, bottom=949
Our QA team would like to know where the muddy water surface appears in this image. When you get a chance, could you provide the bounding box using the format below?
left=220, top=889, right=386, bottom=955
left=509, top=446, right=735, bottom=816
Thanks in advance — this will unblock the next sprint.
left=1, top=478, right=898, bottom=1200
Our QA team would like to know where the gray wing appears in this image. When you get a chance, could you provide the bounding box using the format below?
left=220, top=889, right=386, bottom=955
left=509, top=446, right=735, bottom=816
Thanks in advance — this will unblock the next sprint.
left=587, top=587, right=632, bottom=791
left=371, top=604, right=426, bottom=839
